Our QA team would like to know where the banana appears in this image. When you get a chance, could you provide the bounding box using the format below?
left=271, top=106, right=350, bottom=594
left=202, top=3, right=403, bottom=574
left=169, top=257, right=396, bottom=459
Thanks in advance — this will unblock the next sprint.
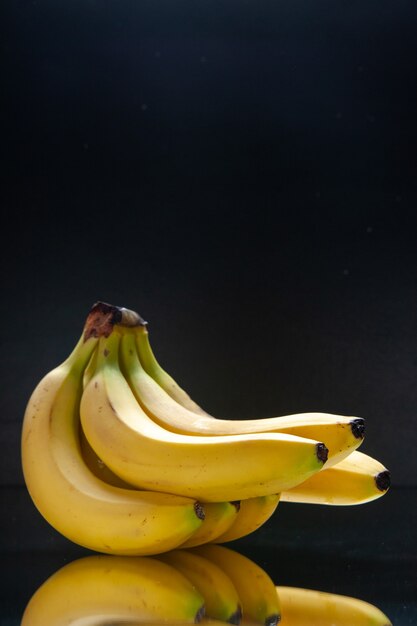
left=179, top=501, right=241, bottom=548
left=277, top=586, right=392, bottom=625
left=192, top=545, right=280, bottom=626
left=79, top=424, right=130, bottom=489
left=81, top=328, right=327, bottom=502
left=129, top=329, right=364, bottom=467
left=135, top=323, right=210, bottom=416
left=21, top=554, right=205, bottom=626
left=80, top=429, right=241, bottom=547
left=159, top=550, right=242, bottom=624
left=21, top=304, right=205, bottom=555
left=280, top=450, right=391, bottom=505
left=214, top=494, right=280, bottom=543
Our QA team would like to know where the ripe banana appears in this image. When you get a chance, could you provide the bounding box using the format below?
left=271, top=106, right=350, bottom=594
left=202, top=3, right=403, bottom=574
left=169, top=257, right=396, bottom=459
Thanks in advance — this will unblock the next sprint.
left=21, top=306, right=205, bottom=555
left=81, top=329, right=327, bottom=502
left=192, top=545, right=280, bottom=626
left=159, top=550, right=242, bottom=624
left=277, top=586, right=392, bottom=625
left=81, top=431, right=244, bottom=548
left=128, top=329, right=364, bottom=467
left=179, top=501, right=241, bottom=548
left=281, top=450, right=391, bottom=505
left=214, top=494, right=280, bottom=543
left=21, top=554, right=205, bottom=626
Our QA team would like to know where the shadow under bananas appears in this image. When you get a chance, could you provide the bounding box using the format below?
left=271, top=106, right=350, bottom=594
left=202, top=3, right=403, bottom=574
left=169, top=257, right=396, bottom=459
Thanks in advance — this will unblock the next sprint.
left=21, top=545, right=392, bottom=626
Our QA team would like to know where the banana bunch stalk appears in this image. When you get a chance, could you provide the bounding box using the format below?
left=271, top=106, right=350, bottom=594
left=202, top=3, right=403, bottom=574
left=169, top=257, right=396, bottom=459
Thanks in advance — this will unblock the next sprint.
left=21, top=301, right=390, bottom=555
left=21, top=546, right=392, bottom=626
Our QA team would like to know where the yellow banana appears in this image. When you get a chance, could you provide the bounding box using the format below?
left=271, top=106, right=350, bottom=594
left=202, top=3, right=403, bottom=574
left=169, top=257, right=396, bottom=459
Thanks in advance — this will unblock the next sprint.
left=281, top=450, right=391, bottom=505
left=159, top=550, right=242, bottom=624
left=79, top=424, right=130, bottom=489
left=179, top=501, right=240, bottom=548
left=80, top=427, right=243, bottom=548
left=192, top=545, right=280, bottom=626
left=132, top=327, right=364, bottom=468
left=81, top=329, right=327, bottom=502
left=21, top=554, right=205, bottom=626
left=277, top=586, right=392, bottom=625
left=21, top=304, right=204, bottom=555
left=131, top=331, right=365, bottom=466
left=214, top=494, right=280, bottom=543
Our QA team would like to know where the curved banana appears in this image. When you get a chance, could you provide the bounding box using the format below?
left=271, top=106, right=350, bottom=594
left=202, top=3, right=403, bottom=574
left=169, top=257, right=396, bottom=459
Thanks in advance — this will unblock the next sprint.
left=192, top=545, right=280, bottom=626
left=81, top=429, right=242, bottom=547
left=21, top=554, right=205, bottom=626
left=159, top=550, right=242, bottom=624
left=135, top=323, right=210, bottom=416
left=127, top=330, right=364, bottom=467
left=214, top=494, right=280, bottom=543
left=281, top=451, right=391, bottom=505
left=179, top=501, right=240, bottom=548
left=81, top=329, right=327, bottom=502
left=277, top=586, right=392, bottom=626
left=21, top=307, right=205, bottom=555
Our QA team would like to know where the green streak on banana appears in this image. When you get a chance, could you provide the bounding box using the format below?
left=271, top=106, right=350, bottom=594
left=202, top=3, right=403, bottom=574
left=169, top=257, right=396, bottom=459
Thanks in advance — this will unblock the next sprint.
left=21, top=332, right=204, bottom=555
left=135, top=324, right=211, bottom=416
left=277, top=586, right=392, bottom=626
left=133, top=327, right=364, bottom=468
left=21, top=555, right=205, bottom=626
left=280, top=451, right=391, bottom=506
left=81, top=329, right=326, bottom=502
left=192, top=545, right=280, bottom=626
left=159, top=550, right=242, bottom=624
left=214, top=494, right=280, bottom=543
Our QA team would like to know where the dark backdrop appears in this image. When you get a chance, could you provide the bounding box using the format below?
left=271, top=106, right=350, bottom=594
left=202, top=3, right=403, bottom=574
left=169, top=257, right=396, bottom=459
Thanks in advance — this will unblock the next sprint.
left=1, top=1, right=416, bottom=488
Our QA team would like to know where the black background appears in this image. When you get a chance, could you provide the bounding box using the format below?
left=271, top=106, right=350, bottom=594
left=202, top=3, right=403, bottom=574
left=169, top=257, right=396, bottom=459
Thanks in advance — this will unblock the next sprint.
left=1, top=1, right=417, bottom=623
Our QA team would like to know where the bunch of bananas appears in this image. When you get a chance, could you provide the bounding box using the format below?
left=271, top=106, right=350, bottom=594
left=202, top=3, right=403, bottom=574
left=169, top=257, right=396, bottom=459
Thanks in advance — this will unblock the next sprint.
left=22, top=545, right=392, bottom=626
left=21, top=301, right=390, bottom=555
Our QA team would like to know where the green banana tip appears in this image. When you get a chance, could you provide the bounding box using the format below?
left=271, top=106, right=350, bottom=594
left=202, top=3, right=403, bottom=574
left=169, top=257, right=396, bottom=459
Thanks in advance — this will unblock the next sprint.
left=83, top=301, right=147, bottom=341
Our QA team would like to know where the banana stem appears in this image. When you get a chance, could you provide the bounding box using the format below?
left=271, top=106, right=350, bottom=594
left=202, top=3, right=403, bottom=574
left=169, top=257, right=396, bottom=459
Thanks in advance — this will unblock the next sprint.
left=83, top=301, right=147, bottom=341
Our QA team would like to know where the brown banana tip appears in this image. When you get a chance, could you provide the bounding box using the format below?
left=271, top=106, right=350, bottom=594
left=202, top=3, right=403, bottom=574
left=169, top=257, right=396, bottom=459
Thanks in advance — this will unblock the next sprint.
left=265, top=613, right=281, bottom=626
left=228, top=606, right=243, bottom=624
left=194, top=502, right=205, bottom=521
left=195, top=604, right=206, bottom=623
left=375, top=470, right=391, bottom=492
left=230, top=500, right=241, bottom=512
left=350, top=418, right=366, bottom=439
left=316, top=442, right=329, bottom=464
left=83, top=301, right=147, bottom=340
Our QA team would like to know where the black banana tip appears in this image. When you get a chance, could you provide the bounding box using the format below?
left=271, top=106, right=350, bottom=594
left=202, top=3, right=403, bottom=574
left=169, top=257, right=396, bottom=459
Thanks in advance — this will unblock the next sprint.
left=265, top=613, right=281, bottom=626
left=375, top=470, right=391, bottom=492
left=194, top=501, right=206, bottom=521
left=228, top=606, right=243, bottom=624
left=316, top=443, right=329, bottom=465
left=350, top=418, right=366, bottom=439
left=195, top=604, right=206, bottom=623
left=230, top=500, right=241, bottom=512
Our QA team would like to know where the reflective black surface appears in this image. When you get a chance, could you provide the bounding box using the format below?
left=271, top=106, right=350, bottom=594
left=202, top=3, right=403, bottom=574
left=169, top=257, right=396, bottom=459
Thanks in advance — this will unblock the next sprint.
left=2, top=486, right=416, bottom=624
left=2, top=1, right=417, bottom=624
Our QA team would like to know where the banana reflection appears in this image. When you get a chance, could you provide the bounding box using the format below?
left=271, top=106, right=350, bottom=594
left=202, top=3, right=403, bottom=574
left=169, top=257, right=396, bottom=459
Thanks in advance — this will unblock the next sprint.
left=22, top=545, right=392, bottom=626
